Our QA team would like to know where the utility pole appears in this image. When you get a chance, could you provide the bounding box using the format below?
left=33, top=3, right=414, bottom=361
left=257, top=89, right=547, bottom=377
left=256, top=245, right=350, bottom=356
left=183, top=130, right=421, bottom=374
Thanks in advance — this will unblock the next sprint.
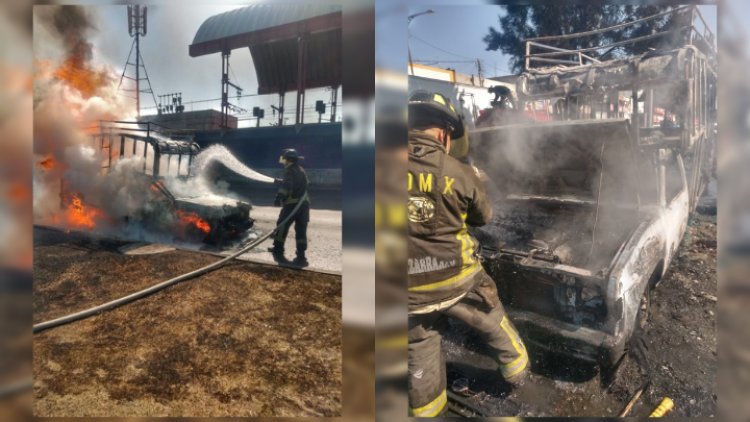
left=476, top=59, right=484, bottom=87
left=407, top=9, right=434, bottom=75
left=220, top=51, right=244, bottom=129
left=135, top=26, right=139, bottom=115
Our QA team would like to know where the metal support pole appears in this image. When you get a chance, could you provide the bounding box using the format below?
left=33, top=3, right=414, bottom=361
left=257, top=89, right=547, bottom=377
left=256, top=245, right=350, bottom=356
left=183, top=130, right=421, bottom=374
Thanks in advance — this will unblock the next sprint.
left=278, top=92, right=285, bottom=126
left=142, top=142, right=148, bottom=173
left=221, top=51, right=230, bottom=129
left=154, top=152, right=161, bottom=177
left=330, top=85, right=338, bottom=122
left=632, top=88, right=640, bottom=145
left=135, top=32, right=140, bottom=118
left=645, top=88, right=654, bottom=127
left=407, top=10, right=434, bottom=75
left=631, top=86, right=642, bottom=211
left=295, top=35, right=307, bottom=125
left=107, top=129, right=113, bottom=170
left=408, top=43, right=414, bottom=76
left=525, top=41, right=531, bottom=70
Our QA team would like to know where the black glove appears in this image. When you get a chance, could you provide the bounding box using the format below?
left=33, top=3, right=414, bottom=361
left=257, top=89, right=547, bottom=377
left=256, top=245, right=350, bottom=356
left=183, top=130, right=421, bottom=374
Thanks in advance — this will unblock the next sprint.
left=273, top=178, right=283, bottom=185
left=273, top=195, right=283, bottom=207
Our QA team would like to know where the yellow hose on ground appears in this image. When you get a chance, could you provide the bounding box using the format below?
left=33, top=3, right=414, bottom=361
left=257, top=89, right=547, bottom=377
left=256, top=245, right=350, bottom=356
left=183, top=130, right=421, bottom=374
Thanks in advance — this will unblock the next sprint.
left=649, top=397, right=674, bottom=417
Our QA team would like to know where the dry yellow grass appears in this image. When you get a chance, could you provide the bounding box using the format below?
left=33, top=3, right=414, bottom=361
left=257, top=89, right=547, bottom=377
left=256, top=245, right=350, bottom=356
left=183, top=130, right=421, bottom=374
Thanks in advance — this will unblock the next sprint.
left=33, top=232, right=341, bottom=417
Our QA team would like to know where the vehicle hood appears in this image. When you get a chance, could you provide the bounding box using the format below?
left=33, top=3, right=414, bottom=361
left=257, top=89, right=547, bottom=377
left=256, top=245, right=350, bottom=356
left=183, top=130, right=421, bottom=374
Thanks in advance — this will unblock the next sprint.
left=174, top=194, right=251, bottom=218
left=470, top=119, right=638, bottom=202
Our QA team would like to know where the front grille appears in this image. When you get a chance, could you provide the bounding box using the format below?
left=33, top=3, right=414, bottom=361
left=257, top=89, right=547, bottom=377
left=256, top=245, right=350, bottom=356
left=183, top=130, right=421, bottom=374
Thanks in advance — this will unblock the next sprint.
left=488, top=260, right=560, bottom=320
left=485, top=259, right=606, bottom=330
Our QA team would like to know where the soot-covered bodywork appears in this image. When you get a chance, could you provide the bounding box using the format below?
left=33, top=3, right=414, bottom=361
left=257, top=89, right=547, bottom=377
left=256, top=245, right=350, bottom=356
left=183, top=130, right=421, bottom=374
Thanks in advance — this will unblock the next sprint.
left=90, top=122, right=256, bottom=245
left=147, top=178, right=254, bottom=245
left=471, top=119, right=689, bottom=365
left=172, top=194, right=254, bottom=244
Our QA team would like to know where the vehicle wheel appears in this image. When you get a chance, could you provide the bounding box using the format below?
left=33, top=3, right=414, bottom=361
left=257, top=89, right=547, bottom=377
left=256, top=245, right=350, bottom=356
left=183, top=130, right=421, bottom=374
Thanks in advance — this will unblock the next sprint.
left=627, top=290, right=653, bottom=381
left=600, top=351, right=627, bottom=389
left=635, top=288, right=651, bottom=332
left=602, top=289, right=652, bottom=389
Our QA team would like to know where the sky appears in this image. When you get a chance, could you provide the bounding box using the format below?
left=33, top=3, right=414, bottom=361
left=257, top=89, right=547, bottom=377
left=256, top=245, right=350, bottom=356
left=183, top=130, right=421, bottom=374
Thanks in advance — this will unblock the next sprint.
left=398, top=4, right=718, bottom=78
left=38, top=4, right=341, bottom=128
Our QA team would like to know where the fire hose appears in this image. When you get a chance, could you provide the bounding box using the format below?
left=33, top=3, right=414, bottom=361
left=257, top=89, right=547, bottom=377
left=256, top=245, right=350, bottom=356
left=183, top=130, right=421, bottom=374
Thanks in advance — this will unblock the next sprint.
left=32, top=192, right=309, bottom=334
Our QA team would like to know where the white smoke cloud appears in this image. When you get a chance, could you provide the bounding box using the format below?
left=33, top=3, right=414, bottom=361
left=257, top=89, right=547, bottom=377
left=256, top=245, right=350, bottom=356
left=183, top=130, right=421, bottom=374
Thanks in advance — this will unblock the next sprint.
left=32, top=5, right=273, bottom=243
left=33, top=6, right=137, bottom=227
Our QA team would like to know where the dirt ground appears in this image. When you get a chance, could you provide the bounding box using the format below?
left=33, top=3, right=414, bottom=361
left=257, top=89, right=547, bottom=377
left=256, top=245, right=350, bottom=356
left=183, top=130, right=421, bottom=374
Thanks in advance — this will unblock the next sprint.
left=443, top=210, right=717, bottom=417
left=32, top=227, right=342, bottom=417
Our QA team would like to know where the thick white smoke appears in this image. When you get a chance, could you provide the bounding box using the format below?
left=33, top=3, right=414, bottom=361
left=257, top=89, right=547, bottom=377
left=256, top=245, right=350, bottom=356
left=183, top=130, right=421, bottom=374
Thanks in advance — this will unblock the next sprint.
left=32, top=6, right=272, bottom=241
left=190, top=145, right=275, bottom=184
left=33, top=6, right=137, bottom=227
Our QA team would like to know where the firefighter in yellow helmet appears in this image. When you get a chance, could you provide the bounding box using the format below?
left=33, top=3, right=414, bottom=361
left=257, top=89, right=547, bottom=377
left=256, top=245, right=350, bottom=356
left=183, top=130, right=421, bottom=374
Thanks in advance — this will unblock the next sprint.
left=407, top=91, right=529, bottom=417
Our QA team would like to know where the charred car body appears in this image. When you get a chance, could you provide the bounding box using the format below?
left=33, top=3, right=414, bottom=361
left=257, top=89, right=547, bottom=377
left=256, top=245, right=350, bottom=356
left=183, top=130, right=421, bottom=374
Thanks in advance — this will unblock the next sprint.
left=472, top=119, right=690, bottom=367
left=472, top=7, right=716, bottom=369
left=87, top=121, right=254, bottom=244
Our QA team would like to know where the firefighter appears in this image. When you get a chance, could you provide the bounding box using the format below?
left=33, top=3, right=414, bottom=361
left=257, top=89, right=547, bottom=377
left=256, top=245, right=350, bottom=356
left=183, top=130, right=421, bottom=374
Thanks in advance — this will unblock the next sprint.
left=269, top=148, right=310, bottom=267
left=407, top=91, right=529, bottom=417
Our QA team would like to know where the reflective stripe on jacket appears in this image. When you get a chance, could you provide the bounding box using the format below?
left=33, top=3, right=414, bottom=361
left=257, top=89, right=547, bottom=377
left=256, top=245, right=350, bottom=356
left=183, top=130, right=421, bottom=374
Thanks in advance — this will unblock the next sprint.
left=407, top=130, right=492, bottom=309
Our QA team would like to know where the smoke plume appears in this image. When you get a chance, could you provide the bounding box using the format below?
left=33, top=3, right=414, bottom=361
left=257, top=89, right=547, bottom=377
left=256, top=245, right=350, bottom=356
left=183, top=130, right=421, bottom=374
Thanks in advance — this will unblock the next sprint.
left=33, top=5, right=137, bottom=228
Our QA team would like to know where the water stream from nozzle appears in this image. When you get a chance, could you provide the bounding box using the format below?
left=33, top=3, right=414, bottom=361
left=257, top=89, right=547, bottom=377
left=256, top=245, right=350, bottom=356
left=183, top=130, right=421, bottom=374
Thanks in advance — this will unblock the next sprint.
left=191, top=145, right=275, bottom=184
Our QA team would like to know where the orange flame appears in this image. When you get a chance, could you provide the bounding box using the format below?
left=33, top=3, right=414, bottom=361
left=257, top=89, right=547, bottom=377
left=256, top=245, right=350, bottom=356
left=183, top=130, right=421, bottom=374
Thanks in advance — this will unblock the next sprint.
left=53, top=56, right=111, bottom=99
left=56, top=193, right=105, bottom=230
left=176, top=210, right=211, bottom=234
left=39, top=156, right=56, bottom=170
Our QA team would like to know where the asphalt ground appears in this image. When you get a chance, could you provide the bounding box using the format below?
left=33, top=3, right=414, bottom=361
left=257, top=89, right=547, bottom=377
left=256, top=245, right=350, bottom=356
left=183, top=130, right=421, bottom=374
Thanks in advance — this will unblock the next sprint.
left=194, top=184, right=343, bottom=273
left=232, top=205, right=341, bottom=274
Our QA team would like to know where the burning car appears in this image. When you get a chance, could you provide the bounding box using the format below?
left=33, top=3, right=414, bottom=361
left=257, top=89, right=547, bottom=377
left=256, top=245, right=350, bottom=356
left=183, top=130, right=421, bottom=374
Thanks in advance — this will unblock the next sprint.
left=471, top=119, right=690, bottom=370
left=57, top=121, right=256, bottom=244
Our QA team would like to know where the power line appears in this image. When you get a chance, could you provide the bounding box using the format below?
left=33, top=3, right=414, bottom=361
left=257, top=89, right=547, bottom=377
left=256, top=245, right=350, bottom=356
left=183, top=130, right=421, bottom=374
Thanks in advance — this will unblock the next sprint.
left=414, top=59, right=476, bottom=63
left=138, top=93, right=266, bottom=110
left=412, top=59, right=478, bottom=75
left=415, top=57, right=511, bottom=77
left=141, top=99, right=339, bottom=118
left=410, top=33, right=474, bottom=60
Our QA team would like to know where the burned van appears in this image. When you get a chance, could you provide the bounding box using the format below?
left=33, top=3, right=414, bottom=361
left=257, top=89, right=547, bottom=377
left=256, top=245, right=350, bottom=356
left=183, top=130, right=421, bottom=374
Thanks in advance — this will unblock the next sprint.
left=471, top=119, right=689, bottom=367
left=87, top=121, right=255, bottom=244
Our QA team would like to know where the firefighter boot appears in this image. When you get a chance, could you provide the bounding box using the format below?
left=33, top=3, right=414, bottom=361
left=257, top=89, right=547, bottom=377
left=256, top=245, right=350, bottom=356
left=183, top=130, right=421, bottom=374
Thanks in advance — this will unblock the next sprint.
left=292, top=251, right=309, bottom=267
left=268, top=242, right=289, bottom=264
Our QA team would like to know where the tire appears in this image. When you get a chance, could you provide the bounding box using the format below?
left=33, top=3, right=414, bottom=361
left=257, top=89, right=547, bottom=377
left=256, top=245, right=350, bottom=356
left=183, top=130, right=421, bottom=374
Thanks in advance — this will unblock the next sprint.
left=600, top=349, right=627, bottom=389
left=601, top=289, right=651, bottom=388
left=635, top=288, right=651, bottom=332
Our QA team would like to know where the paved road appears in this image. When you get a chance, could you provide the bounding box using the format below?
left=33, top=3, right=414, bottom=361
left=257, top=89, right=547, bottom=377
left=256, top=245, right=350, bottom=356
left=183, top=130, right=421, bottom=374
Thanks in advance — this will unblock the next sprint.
left=232, top=205, right=342, bottom=273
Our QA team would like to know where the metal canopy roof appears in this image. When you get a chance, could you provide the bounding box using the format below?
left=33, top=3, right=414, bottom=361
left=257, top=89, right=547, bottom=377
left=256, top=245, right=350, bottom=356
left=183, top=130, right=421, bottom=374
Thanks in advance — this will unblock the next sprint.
left=189, top=5, right=342, bottom=95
